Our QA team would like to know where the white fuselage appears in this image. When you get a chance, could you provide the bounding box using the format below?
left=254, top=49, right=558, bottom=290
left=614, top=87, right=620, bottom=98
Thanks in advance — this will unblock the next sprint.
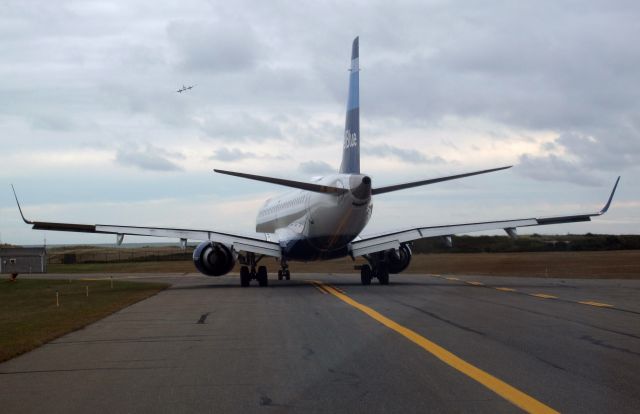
left=255, top=174, right=372, bottom=260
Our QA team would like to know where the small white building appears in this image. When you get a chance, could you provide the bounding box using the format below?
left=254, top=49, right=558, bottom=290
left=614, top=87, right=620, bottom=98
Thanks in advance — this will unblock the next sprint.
left=0, top=247, right=47, bottom=274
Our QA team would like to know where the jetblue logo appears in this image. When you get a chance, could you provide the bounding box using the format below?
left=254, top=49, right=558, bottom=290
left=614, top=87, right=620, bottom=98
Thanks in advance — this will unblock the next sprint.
left=344, top=130, right=358, bottom=149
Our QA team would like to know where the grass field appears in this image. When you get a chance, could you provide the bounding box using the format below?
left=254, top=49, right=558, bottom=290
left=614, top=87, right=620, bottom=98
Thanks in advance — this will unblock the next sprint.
left=46, top=250, right=640, bottom=279
left=0, top=279, right=168, bottom=363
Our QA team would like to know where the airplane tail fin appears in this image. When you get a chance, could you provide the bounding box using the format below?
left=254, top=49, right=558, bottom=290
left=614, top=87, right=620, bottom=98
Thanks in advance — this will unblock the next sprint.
left=339, top=36, right=360, bottom=174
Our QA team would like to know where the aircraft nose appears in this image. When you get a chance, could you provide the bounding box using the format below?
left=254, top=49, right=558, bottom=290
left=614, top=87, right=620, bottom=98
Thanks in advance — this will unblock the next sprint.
left=350, top=175, right=372, bottom=199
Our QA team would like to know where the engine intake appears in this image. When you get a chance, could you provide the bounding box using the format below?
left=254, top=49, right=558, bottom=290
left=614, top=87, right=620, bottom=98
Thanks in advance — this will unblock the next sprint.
left=193, top=242, right=236, bottom=277
left=387, top=243, right=412, bottom=274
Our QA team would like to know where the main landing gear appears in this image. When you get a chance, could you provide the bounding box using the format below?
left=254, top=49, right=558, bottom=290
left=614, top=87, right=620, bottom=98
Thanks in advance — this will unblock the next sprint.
left=239, top=253, right=269, bottom=287
left=277, top=258, right=291, bottom=281
left=359, top=255, right=390, bottom=286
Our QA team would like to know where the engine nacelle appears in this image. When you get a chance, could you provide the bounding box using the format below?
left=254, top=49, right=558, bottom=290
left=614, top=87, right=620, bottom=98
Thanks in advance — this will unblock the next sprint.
left=193, top=241, right=236, bottom=277
left=387, top=243, right=412, bottom=274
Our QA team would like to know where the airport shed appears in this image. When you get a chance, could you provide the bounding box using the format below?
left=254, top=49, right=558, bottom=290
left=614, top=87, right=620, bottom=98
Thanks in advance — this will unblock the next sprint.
left=0, top=247, right=47, bottom=274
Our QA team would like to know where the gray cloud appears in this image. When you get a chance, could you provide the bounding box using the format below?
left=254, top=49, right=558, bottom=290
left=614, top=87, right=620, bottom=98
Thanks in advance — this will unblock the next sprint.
left=516, top=127, right=639, bottom=185
left=210, top=148, right=258, bottom=161
left=199, top=112, right=282, bottom=142
left=167, top=20, right=263, bottom=73
left=363, top=144, right=445, bottom=164
left=29, top=113, right=75, bottom=131
left=516, top=153, right=601, bottom=187
left=298, top=160, right=335, bottom=175
left=115, top=145, right=184, bottom=171
left=209, top=147, right=288, bottom=161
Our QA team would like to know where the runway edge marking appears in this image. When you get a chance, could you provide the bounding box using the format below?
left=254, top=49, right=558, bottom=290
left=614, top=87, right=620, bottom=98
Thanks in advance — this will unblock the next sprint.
left=317, top=281, right=559, bottom=414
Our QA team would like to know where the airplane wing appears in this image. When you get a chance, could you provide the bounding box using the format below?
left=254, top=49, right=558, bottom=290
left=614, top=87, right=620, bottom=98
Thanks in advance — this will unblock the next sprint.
left=11, top=187, right=281, bottom=258
left=350, top=177, right=620, bottom=257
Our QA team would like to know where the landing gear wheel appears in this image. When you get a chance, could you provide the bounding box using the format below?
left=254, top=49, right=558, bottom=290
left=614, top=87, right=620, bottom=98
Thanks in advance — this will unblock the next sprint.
left=278, top=270, right=283, bottom=280
left=240, top=266, right=250, bottom=287
left=257, top=266, right=269, bottom=287
left=360, top=265, right=372, bottom=285
left=284, top=270, right=291, bottom=280
left=378, top=267, right=390, bottom=285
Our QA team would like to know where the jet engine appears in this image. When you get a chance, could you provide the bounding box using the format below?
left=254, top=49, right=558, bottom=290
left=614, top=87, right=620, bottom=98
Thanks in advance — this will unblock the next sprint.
left=387, top=243, right=412, bottom=274
left=193, top=241, right=236, bottom=277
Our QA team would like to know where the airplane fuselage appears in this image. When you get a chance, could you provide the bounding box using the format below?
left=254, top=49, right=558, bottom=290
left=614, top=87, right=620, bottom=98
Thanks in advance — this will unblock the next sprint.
left=256, top=173, right=372, bottom=260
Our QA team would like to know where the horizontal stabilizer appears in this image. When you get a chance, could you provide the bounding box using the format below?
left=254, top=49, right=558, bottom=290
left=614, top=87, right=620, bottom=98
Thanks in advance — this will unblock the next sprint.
left=214, top=169, right=348, bottom=195
left=372, top=166, right=512, bottom=195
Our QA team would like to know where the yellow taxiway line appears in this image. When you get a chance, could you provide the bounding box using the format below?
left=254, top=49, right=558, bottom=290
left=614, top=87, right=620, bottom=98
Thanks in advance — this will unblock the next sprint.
left=312, top=281, right=559, bottom=414
left=530, top=293, right=558, bottom=299
left=432, top=275, right=616, bottom=310
left=578, top=301, right=614, bottom=308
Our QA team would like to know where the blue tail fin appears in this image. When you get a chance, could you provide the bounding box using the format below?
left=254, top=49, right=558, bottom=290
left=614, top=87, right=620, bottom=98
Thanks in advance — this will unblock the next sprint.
left=339, top=37, right=360, bottom=174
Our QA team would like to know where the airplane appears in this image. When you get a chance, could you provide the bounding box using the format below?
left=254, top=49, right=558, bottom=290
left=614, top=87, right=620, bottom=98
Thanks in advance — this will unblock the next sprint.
left=177, top=84, right=195, bottom=93
left=13, top=37, right=620, bottom=287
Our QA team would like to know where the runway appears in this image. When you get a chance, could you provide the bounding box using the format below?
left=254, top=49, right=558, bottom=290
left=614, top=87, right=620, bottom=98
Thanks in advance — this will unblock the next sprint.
left=1, top=273, right=639, bottom=413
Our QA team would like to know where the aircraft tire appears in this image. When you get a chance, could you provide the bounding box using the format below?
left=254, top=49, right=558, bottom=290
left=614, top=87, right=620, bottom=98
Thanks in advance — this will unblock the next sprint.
left=285, top=270, right=291, bottom=280
left=240, top=266, right=251, bottom=287
left=278, top=270, right=283, bottom=280
left=378, top=267, right=390, bottom=285
left=257, top=266, right=269, bottom=287
left=361, top=265, right=372, bottom=285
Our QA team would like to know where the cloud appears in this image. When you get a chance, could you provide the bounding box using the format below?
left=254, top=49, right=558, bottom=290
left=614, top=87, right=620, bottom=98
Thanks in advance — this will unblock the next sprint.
left=516, top=129, right=639, bottom=185
left=209, top=147, right=288, bottom=161
left=167, top=19, right=263, bottom=73
left=115, top=145, right=184, bottom=171
left=29, top=113, right=76, bottom=131
left=298, top=160, right=335, bottom=175
left=210, top=148, right=258, bottom=161
left=363, top=144, right=446, bottom=164
left=516, top=153, right=601, bottom=187
left=199, top=112, right=282, bottom=142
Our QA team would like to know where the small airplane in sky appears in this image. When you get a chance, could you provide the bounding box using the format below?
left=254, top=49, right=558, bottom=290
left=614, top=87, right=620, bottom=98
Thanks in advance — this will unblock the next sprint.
left=13, top=37, right=620, bottom=287
left=177, top=84, right=195, bottom=93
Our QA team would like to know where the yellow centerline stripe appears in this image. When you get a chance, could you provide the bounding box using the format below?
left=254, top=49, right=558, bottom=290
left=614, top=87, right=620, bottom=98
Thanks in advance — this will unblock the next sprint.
left=317, top=281, right=559, bottom=414
left=578, top=301, right=613, bottom=308
left=530, top=293, right=558, bottom=299
left=438, top=278, right=615, bottom=309
left=330, top=285, right=347, bottom=294
left=309, top=281, right=329, bottom=295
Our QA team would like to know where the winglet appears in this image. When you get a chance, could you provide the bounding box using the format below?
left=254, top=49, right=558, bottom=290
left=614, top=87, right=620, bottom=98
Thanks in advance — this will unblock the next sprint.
left=11, top=185, right=33, bottom=224
left=599, top=176, right=620, bottom=215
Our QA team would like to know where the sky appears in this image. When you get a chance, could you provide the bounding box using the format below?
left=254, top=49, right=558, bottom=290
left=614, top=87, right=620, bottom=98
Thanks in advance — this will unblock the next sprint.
left=1, top=0, right=638, bottom=245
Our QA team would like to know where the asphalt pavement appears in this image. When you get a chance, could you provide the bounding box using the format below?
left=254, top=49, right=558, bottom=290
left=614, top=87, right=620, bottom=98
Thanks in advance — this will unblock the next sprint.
left=1, top=272, right=639, bottom=413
